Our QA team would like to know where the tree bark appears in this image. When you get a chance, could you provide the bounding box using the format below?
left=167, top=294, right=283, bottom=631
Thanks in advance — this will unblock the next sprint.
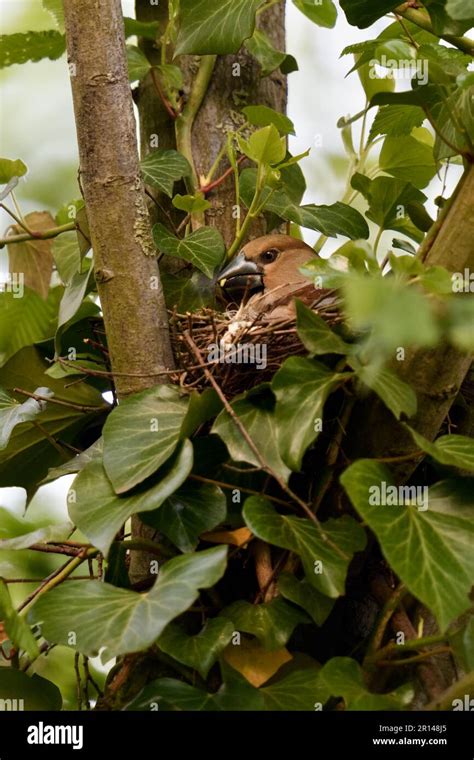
left=63, top=0, right=174, bottom=401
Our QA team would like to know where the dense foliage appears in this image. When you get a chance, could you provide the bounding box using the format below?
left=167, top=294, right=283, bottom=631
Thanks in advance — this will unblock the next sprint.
left=0, top=0, right=473, bottom=711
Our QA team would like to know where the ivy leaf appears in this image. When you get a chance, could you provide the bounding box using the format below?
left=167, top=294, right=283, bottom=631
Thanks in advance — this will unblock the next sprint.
left=341, top=461, right=474, bottom=630
left=339, top=1, right=400, bottom=29
left=103, top=384, right=189, bottom=493
left=158, top=619, right=234, bottom=678
left=244, top=31, right=298, bottom=78
left=56, top=265, right=95, bottom=340
left=125, top=662, right=264, bottom=711
left=278, top=573, right=335, bottom=627
left=262, top=660, right=326, bottom=710
left=0, top=30, right=65, bottom=68
left=296, top=300, right=350, bottom=357
left=243, top=496, right=367, bottom=598
left=0, top=515, right=73, bottom=550
left=30, top=546, right=228, bottom=659
left=69, top=441, right=193, bottom=556
left=242, top=105, right=295, bottom=136
left=272, top=357, right=349, bottom=471
left=451, top=616, right=474, bottom=671
left=172, top=193, right=210, bottom=214
left=41, top=438, right=103, bottom=484
left=175, top=0, right=261, bottom=55
left=220, top=598, right=309, bottom=650
left=140, top=149, right=191, bottom=197
left=404, top=427, right=474, bottom=471
left=292, top=0, right=337, bottom=28
left=141, top=480, right=227, bottom=553
left=42, top=0, right=64, bottom=30
left=52, top=232, right=82, bottom=286
left=0, top=670, right=62, bottom=711
left=153, top=224, right=225, bottom=279
left=317, top=656, right=413, bottom=709
left=0, top=387, right=54, bottom=450
left=355, top=366, right=418, bottom=420
left=351, top=175, right=427, bottom=242
left=0, top=157, right=27, bottom=183
left=213, top=386, right=291, bottom=483
left=126, top=45, right=151, bottom=82
left=238, top=125, right=287, bottom=165
left=240, top=169, right=369, bottom=239
left=0, top=580, right=39, bottom=660
left=380, top=135, right=438, bottom=189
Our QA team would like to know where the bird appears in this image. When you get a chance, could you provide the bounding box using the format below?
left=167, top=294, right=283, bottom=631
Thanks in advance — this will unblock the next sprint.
left=218, top=234, right=329, bottom=321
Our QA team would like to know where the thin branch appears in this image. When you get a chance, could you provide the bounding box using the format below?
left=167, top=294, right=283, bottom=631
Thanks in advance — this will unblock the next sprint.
left=13, top=387, right=109, bottom=413
left=0, top=221, right=75, bottom=249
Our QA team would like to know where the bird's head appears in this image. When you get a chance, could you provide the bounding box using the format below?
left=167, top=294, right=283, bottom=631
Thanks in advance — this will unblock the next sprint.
left=218, top=234, right=316, bottom=300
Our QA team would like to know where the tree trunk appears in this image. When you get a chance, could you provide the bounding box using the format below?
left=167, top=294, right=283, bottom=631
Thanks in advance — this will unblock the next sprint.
left=63, top=0, right=174, bottom=402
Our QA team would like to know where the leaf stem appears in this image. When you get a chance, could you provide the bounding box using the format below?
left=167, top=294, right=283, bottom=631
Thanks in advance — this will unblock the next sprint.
left=0, top=221, right=76, bottom=249
left=395, top=4, right=474, bottom=56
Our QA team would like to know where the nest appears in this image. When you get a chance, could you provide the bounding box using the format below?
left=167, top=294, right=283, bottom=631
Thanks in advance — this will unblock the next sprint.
left=169, top=299, right=341, bottom=397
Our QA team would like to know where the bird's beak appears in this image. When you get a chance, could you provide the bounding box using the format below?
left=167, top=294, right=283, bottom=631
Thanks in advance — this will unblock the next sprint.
left=218, top=251, right=263, bottom=293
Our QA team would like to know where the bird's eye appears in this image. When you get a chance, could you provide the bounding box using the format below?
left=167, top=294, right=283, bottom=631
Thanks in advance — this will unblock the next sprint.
left=261, top=249, right=279, bottom=264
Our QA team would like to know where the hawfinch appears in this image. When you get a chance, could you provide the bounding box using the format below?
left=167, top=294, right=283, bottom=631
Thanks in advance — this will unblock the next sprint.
left=218, top=234, right=325, bottom=320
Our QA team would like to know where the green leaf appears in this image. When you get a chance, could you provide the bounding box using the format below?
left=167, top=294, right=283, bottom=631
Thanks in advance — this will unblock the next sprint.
left=342, top=272, right=439, bottom=354
left=317, top=656, right=412, bottom=709
left=102, top=384, right=189, bottom=493
left=272, top=357, right=349, bottom=471
left=357, top=61, right=395, bottom=102
left=356, top=366, right=417, bottom=420
left=278, top=572, right=335, bottom=626
left=212, top=387, right=291, bottom=483
left=0, top=280, right=62, bottom=356
left=369, top=105, right=426, bottom=140
left=42, top=0, right=64, bottom=30
left=30, top=546, right=228, bottom=658
left=0, top=515, right=73, bottom=550
left=451, top=616, right=474, bottom=671
left=155, top=63, right=184, bottom=91
left=157, top=619, right=234, bottom=678
left=240, top=169, right=369, bottom=239
left=351, top=174, right=426, bottom=242
left=296, top=300, right=350, bottom=356
left=123, top=17, right=160, bottom=40
left=56, top=265, right=94, bottom=338
left=244, top=31, right=298, bottom=78
left=339, top=0, right=400, bottom=29
left=404, top=427, right=474, bottom=471
left=239, top=125, right=287, bottom=165
left=52, top=232, right=82, bottom=285
left=0, top=580, right=39, bottom=659
left=262, top=660, right=325, bottom=710
left=445, top=0, right=474, bottom=20
left=446, top=298, right=474, bottom=352
left=221, top=598, right=309, bottom=650
left=152, top=224, right=225, bottom=279
left=380, top=135, right=437, bottom=189
left=0, top=347, right=105, bottom=495
left=42, top=437, right=103, bottom=484
left=242, top=105, right=295, bottom=136
left=125, top=662, right=264, bottom=711
left=69, top=441, right=193, bottom=556
left=341, top=461, right=474, bottom=630
left=0, top=670, right=62, bottom=711
left=142, top=480, right=227, bottom=553
left=292, top=0, right=337, bottom=28
left=243, top=496, right=367, bottom=598
left=172, top=193, right=210, bottom=214
left=126, top=45, right=151, bottom=82
left=0, top=30, right=65, bottom=68
left=0, top=157, right=27, bottom=183
left=0, top=387, right=54, bottom=449
left=140, top=149, right=191, bottom=197
left=175, top=0, right=261, bottom=55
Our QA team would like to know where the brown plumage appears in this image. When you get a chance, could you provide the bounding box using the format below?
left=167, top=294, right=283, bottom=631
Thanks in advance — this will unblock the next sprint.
left=218, top=234, right=328, bottom=320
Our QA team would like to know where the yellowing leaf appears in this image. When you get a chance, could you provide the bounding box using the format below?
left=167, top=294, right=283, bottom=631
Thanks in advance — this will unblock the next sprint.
left=223, top=637, right=292, bottom=687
